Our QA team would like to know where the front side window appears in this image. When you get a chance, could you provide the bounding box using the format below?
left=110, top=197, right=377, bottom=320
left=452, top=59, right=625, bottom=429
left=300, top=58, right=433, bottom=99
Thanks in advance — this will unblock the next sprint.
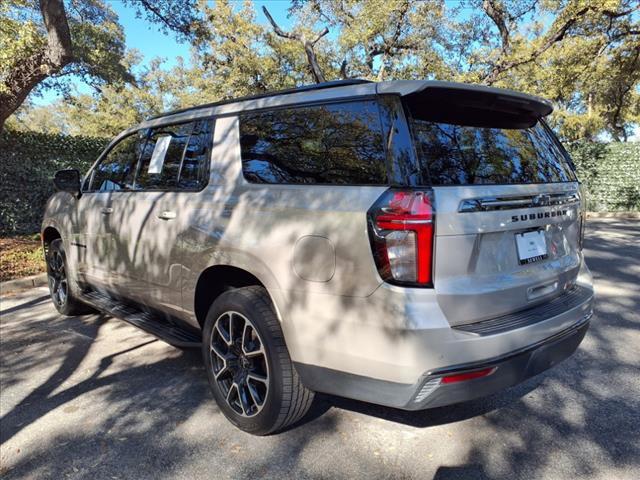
left=239, top=100, right=388, bottom=185
left=136, top=120, right=212, bottom=191
left=179, top=119, right=212, bottom=189
left=137, top=123, right=192, bottom=190
left=87, top=120, right=212, bottom=193
left=90, top=131, right=146, bottom=192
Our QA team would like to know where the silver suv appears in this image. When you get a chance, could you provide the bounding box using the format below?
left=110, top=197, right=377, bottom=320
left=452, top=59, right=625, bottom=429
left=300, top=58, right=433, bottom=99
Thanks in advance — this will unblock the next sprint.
left=42, top=79, right=594, bottom=435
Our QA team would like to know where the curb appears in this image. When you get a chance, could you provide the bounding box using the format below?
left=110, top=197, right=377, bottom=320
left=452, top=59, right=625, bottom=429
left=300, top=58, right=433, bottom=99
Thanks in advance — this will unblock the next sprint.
left=587, top=212, right=640, bottom=219
left=0, top=273, right=48, bottom=295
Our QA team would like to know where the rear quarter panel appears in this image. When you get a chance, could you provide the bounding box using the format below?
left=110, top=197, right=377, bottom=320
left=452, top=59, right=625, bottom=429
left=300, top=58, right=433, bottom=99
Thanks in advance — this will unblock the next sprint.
left=180, top=116, right=386, bottom=344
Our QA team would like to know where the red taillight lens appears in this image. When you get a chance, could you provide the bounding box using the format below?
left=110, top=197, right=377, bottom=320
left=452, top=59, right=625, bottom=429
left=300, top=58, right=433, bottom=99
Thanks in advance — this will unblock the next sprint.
left=441, top=367, right=496, bottom=384
left=367, top=189, right=435, bottom=286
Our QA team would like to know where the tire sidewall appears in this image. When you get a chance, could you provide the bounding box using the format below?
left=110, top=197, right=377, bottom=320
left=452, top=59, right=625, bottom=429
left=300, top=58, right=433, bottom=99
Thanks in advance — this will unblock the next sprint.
left=202, top=289, right=286, bottom=435
left=47, top=239, right=72, bottom=315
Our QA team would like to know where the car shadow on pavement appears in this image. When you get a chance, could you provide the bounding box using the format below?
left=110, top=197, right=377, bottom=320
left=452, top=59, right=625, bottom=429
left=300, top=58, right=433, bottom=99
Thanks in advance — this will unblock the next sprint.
left=0, top=294, right=50, bottom=316
left=304, top=374, right=545, bottom=430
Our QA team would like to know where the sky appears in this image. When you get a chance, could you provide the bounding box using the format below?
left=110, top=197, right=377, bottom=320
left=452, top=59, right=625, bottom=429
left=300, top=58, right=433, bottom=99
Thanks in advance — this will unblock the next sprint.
left=35, top=0, right=295, bottom=105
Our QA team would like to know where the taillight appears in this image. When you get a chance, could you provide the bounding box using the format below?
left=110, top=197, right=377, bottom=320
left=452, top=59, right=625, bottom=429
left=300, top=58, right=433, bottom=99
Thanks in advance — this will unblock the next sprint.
left=441, top=367, right=496, bottom=384
left=367, top=189, right=435, bottom=287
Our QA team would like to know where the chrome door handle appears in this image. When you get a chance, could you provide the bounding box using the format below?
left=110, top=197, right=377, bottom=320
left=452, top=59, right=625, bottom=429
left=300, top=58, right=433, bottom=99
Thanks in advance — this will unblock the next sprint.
left=158, top=211, right=177, bottom=220
left=101, top=207, right=113, bottom=215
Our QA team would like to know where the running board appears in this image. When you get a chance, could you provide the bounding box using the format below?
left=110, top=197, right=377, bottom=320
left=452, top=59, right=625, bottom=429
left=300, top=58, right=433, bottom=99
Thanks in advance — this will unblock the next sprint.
left=81, top=290, right=201, bottom=348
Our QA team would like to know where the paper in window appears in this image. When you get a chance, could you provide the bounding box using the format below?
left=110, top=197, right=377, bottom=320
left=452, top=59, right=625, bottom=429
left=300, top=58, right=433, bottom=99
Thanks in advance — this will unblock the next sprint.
left=148, top=136, right=171, bottom=174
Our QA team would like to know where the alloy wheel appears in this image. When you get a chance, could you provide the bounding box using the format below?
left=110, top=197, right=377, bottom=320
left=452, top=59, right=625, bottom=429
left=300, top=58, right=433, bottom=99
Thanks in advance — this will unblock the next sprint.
left=209, top=311, right=269, bottom=417
left=48, top=250, right=68, bottom=307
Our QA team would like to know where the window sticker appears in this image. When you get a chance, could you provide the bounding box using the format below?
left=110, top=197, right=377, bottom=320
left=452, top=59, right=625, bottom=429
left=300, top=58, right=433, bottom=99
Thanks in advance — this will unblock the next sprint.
left=148, top=135, right=171, bottom=174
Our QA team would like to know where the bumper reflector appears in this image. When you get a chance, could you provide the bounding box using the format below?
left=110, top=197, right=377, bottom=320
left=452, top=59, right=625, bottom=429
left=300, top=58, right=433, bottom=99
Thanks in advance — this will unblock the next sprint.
left=441, top=367, right=497, bottom=384
left=414, top=378, right=442, bottom=403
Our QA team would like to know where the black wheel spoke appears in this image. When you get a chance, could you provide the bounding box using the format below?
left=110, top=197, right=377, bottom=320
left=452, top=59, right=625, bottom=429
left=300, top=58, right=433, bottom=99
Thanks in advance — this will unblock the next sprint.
left=238, top=382, right=252, bottom=416
left=245, top=378, right=263, bottom=407
left=215, top=316, right=232, bottom=346
left=210, top=310, right=269, bottom=418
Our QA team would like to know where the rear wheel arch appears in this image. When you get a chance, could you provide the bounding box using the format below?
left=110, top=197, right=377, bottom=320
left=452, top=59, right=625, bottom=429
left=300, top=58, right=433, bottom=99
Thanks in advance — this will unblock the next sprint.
left=194, top=265, right=281, bottom=329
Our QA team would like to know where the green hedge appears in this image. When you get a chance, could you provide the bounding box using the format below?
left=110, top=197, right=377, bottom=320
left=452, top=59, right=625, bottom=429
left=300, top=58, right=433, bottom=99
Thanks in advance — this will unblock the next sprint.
left=567, top=141, right=640, bottom=212
left=0, top=130, right=638, bottom=235
left=0, top=130, right=108, bottom=235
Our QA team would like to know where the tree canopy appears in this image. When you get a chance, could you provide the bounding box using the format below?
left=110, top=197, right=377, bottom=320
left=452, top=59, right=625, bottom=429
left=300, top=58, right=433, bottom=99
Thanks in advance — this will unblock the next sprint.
left=4, top=0, right=639, bottom=141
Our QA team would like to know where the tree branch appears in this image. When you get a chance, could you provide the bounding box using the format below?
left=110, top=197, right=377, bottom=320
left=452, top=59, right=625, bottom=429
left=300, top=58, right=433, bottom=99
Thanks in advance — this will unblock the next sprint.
left=483, top=6, right=592, bottom=84
left=340, top=59, right=348, bottom=79
left=135, top=0, right=193, bottom=36
left=262, top=6, right=327, bottom=83
left=263, top=5, right=298, bottom=40
left=0, top=0, right=73, bottom=130
left=483, top=0, right=510, bottom=53
left=311, top=27, right=329, bottom=46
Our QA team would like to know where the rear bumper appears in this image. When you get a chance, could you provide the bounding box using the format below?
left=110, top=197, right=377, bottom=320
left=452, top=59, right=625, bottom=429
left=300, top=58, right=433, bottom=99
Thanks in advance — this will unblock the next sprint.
left=295, top=313, right=591, bottom=410
left=410, top=313, right=590, bottom=409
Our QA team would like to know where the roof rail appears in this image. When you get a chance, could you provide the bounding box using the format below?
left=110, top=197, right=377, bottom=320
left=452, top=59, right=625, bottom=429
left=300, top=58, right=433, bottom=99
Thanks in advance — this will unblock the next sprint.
left=148, top=79, right=373, bottom=120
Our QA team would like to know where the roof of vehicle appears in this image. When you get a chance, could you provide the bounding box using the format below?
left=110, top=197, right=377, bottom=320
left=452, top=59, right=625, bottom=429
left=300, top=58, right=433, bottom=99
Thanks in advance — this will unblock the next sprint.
left=147, top=79, right=373, bottom=120
left=137, top=79, right=553, bottom=131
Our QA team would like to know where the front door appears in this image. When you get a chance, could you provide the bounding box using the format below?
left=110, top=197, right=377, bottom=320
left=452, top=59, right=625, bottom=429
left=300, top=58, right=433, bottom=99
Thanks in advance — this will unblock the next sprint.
left=75, top=131, right=145, bottom=294
left=117, top=119, right=213, bottom=319
left=73, top=190, right=116, bottom=292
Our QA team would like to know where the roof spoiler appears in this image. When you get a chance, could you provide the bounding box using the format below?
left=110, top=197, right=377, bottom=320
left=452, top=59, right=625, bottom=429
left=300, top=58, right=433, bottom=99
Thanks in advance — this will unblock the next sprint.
left=378, top=80, right=552, bottom=129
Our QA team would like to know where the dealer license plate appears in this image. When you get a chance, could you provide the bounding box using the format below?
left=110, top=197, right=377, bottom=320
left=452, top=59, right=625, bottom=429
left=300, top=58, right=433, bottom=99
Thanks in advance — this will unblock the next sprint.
left=515, top=230, right=548, bottom=265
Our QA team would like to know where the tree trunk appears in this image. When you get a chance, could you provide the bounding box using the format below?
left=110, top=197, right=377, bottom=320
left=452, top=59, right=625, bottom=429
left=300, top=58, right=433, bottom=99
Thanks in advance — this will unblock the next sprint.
left=0, top=0, right=73, bottom=131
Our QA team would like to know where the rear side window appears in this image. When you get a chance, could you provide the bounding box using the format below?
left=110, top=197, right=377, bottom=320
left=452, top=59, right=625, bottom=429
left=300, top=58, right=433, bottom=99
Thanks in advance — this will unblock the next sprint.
left=410, top=120, right=576, bottom=185
left=239, top=100, right=387, bottom=185
left=90, top=131, right=146, bottom=192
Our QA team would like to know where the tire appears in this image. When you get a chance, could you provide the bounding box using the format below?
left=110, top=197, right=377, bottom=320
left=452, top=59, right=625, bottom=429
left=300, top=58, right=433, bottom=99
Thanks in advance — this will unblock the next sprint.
left=202, top=286, right=314, bottom=435
left=46, top=239, right=94, bottom=316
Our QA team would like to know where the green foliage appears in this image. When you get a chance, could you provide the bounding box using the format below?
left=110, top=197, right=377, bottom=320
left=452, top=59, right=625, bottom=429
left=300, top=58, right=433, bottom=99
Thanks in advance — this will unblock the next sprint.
left=8, top=53, right=168, bottom=138
left=567, top=141, right=640, bottom=212
left=120, top=0, right=206, bottom=41
left=0, top=129, right=108, bottom=234
left=0, top=1, right=46, bottom=97
left=566, top=141, right=608, bottom=189
left=0, top=0, right=131, bottom=98
left=3, top=0, right=639, bottom=143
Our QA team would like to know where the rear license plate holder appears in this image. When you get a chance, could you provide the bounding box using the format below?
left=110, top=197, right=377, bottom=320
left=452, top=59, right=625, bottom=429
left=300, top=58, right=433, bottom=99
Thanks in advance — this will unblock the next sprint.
left=515, top=230, right=548, bottom=265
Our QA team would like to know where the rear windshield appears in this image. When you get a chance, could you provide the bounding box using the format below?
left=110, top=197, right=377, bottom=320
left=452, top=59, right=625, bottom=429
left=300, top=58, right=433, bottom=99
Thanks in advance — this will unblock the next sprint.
left=410, top=119, right=576, bottom=185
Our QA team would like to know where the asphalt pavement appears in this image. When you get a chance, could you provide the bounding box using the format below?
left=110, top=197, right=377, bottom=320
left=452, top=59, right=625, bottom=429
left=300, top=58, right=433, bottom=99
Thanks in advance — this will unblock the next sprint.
left=1, top=218, right=638, bottom=479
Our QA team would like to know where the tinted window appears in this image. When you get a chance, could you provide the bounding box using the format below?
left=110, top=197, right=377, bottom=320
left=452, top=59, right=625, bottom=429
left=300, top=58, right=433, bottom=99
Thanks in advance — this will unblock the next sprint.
left=378, top=96, right=423, bottom=186
left=137, top=123, right=192, bottom=190
left=411, top=120, right=576, bottom=185
left=135, top=120, right=211, bottom=191
left=178, top=120, right=212, bottom=189
left=91, top=131, right=146, bottom=192
left=239, top=101, right=387, bottom=185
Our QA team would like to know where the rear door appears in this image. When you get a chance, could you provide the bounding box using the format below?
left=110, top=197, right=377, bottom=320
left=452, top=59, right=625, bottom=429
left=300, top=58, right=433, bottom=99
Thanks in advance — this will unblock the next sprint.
left=405, top=101, right=582, bottom=326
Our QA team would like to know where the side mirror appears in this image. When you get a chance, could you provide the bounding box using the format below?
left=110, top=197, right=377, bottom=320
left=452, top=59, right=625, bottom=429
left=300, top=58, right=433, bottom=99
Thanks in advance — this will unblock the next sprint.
left=53, top=169, right=81, bottom=196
